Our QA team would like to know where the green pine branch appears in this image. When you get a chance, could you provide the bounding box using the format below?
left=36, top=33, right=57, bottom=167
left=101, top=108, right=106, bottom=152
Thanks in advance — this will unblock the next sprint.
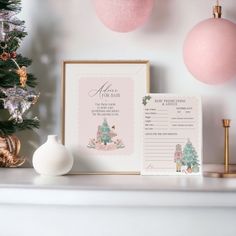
left=0, top=54, right=32, bottom=68
left=0, top=0, right=21, bottom=11
left=0, top=118, right=40, bottom=136
left=26, top=73, right=38, bottom=87
left=16, top=54, right=32, bottom=67
left=0, top=55, right=38, bottom=88
left=0, top=71, right=38, bottom=88
left=0, top=70, right=18, bottom=87
left=2, top=30, right=27, bottom=52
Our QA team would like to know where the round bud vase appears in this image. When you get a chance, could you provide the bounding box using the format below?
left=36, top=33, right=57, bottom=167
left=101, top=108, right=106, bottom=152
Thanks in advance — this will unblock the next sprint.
left=32, top=135, right=74, bottom=176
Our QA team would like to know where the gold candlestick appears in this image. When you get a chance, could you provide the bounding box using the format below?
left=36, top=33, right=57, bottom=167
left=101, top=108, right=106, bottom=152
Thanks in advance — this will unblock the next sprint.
left=223, top=119, right=230, bottom=173
left=204, top=119, right=236, bottom=178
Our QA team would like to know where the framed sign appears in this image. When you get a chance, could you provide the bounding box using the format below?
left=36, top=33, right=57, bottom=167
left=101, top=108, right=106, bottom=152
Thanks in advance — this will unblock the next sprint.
left=62, top=60, right=150, bottom=174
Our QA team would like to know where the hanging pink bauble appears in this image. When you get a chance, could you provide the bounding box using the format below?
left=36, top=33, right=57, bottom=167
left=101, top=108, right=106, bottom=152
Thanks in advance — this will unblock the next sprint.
left=94, top=0, right=154, bottom=33
left=183, top=18, right=236, bottom=84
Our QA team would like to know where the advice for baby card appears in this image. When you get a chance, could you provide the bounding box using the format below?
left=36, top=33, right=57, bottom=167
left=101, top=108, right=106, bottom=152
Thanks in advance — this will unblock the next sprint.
left=142, top=94, right=202, bottom=175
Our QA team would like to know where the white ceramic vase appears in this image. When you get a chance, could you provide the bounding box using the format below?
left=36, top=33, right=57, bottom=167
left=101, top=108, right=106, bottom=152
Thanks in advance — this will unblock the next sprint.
left=32, top=135, right=74, bottom=176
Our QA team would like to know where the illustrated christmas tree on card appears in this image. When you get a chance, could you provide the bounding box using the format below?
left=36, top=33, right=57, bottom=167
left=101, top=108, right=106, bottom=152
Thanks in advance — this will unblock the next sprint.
left=99, top=118, right=112, bottom=145
left=173, top=139, right=200, bottom=174
left=181, top=139, right=200, bottom=173
left=88, top=118, right=125, bottom=151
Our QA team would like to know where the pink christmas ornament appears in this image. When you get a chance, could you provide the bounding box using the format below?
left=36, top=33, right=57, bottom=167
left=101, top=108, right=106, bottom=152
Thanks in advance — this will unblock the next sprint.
left=183, top=4, right=236, bottom=85
left=94, top=0, right=154, bottom=33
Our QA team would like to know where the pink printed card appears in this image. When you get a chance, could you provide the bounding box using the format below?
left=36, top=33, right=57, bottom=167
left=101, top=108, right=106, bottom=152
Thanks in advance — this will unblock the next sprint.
left=78, top=78, right=134, bottom=155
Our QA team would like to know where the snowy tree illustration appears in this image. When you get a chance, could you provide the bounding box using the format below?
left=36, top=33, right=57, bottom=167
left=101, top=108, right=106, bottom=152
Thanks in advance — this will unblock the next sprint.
left=87, top=118, right=124, bottom=150
left=182, top=139, right=199, bottom=173
left=99, top=118, right=112, bottom=145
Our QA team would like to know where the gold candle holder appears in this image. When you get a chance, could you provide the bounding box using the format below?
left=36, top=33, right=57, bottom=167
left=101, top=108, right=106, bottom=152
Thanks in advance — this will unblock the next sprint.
left=204, top=119, right=236, bottom=178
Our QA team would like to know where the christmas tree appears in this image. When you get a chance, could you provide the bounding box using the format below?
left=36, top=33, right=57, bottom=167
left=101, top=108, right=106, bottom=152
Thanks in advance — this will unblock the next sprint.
left=100, top=118, right=111, bottom=145
left=88, top=119, right=124, bottom=150
left=0, top=0, right=39, bottom=136
left=182, top=139, right=199, bottom=171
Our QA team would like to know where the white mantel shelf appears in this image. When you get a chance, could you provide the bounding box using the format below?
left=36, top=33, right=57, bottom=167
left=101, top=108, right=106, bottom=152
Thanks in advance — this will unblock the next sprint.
left=1, top=166, right=236, bottom=208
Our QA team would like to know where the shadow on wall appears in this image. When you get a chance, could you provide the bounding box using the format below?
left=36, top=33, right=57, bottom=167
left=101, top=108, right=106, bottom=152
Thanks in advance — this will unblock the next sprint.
left=222, top=78, right=236, bottom=164
left=202, top=91, right=236, bottom=164
left=18, top=6, right=63, bottom=167
left=225, top=8, right=236, bottom=23
left=150, top=65, right=169, bottom=93
left=143, top=0, right=172, bottom=34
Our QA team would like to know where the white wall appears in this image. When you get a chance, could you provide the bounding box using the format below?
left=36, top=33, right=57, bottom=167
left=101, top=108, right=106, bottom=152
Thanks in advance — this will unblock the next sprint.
left=18, top=0, right=236, bottom=166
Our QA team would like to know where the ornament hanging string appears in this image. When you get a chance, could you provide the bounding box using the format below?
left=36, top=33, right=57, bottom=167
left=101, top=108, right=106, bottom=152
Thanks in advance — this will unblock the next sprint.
left=213, top=0, right=222, bottom=18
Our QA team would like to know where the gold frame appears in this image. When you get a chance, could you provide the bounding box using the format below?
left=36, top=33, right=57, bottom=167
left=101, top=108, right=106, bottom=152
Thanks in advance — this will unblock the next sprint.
left=62, top=60, right=150, bottom=175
